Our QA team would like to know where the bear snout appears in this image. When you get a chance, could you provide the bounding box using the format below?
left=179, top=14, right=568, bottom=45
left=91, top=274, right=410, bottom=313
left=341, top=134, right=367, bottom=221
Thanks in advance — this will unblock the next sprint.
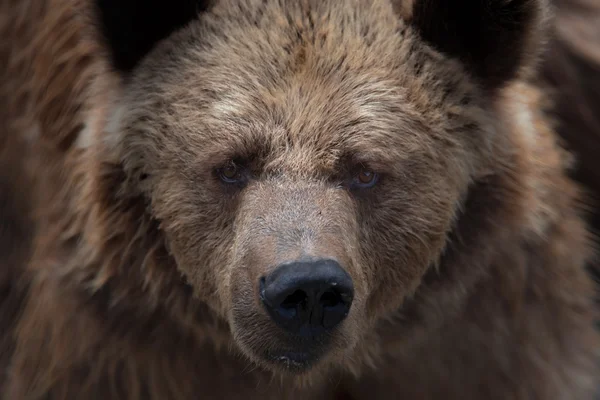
left=227, top=181, right=366, bottom=373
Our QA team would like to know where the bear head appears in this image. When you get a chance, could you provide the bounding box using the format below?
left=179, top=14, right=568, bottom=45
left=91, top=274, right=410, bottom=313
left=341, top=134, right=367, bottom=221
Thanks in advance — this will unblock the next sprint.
left=83, top=0, right=548, bottom=376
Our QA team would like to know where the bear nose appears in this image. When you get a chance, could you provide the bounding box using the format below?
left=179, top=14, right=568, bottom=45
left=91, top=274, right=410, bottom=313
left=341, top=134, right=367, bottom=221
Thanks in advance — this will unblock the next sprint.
left=259, top=259, right=354, bottom=336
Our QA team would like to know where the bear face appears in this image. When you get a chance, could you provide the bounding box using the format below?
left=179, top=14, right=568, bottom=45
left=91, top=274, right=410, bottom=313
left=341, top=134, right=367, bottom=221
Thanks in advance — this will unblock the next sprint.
left=89, top=0, right=548, bottom=375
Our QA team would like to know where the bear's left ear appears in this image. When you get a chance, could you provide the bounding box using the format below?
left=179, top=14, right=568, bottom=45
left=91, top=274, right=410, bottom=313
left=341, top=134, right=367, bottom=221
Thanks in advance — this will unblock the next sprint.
left=410, top=0, right=548, bottom=92
left=93, top=0, right=212, bottom=74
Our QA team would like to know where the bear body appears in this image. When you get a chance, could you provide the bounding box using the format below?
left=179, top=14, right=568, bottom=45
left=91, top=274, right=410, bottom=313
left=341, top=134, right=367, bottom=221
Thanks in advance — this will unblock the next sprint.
left=1, top=0, right=599, bottom=399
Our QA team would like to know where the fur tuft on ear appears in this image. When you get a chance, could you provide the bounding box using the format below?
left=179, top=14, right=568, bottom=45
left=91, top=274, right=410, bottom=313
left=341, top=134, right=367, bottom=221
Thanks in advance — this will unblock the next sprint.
left=411, top=0, right=549, bottom=91
left=94, top=0, right=212, bottom=73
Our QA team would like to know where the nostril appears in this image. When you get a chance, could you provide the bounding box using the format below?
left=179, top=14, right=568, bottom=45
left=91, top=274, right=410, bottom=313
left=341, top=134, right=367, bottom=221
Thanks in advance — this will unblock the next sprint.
left=282, top=290, right=308, bottom=310
left=319, top=290, right=341, bottom=308
left=319, top=289, right=352, bottom=330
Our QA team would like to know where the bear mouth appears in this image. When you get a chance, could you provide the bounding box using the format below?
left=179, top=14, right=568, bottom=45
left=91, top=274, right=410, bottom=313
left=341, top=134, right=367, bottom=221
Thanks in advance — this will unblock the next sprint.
left=263, top=350, right=318, bottom=372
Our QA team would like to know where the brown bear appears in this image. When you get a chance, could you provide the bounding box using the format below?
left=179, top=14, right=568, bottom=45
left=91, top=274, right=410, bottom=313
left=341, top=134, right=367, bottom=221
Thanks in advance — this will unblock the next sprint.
left=1, top=0, right=599, bottom=398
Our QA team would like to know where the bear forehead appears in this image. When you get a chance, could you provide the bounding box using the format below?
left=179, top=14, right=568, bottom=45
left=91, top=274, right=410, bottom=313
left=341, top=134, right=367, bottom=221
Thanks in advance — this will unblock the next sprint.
left=118, top=0, right=483, bottom=165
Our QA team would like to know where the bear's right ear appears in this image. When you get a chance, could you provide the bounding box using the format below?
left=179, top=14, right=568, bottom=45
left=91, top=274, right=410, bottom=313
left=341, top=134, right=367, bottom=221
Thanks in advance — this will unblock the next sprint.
left=93, top=0, right=212, bottom=74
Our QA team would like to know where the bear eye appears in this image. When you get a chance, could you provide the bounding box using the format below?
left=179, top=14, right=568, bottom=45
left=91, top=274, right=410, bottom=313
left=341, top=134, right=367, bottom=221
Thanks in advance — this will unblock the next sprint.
left=352, top=169, right=378, bottom=189
left=218, top=162, right=242, bottom=184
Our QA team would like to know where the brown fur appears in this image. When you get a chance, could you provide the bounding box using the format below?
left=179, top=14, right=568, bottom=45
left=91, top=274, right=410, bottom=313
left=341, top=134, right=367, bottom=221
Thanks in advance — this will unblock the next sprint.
left=541, top=0, right=600, bottom=292
left=1, top=0, right=599, bottom=399
left=0, top=0, right=99, bottom=392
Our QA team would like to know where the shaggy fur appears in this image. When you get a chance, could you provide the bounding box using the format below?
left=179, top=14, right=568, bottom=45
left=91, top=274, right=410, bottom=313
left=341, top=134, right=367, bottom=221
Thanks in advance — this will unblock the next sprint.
left=540, top=0, right=600, bottom=294
left=1, top=0, right=599, bottom=399
left=0, top=0, right=99, bottom=393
